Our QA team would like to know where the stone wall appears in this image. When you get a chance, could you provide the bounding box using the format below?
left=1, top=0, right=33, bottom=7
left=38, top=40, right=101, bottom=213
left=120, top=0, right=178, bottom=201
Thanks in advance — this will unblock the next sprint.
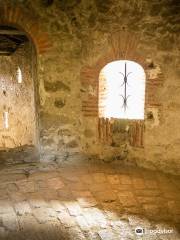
left=0, top=42, right=38, bottom=164
left=1, top=0, right=179, bottom=174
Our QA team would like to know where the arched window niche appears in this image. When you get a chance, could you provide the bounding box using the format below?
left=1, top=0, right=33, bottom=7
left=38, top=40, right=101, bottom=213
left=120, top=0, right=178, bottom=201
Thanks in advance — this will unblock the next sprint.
left=99, top=60, right=146, bottom=120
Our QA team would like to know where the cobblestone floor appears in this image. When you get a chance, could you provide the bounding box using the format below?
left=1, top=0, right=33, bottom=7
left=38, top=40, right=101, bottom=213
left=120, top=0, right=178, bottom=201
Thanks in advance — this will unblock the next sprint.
left=0, top=162, right=179, bottom=240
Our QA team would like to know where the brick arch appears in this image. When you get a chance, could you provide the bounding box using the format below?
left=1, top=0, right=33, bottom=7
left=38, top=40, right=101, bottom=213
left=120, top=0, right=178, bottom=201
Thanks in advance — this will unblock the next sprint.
left=81, top=30, right=164, bottom=147
left=0, top=4, right=52, bottom=54
left=81, top=30, right=147, bottom=117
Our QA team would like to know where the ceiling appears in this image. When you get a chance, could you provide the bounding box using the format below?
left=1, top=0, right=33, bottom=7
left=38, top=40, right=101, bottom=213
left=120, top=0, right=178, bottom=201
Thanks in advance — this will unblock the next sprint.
left=0, top=26, right=28, bottom=56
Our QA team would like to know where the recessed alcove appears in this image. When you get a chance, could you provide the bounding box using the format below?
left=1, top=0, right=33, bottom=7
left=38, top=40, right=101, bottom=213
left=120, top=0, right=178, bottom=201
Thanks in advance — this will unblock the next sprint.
left=0, top=25, right=39, bottom=164
left=99, top=60, right=146, bottom=120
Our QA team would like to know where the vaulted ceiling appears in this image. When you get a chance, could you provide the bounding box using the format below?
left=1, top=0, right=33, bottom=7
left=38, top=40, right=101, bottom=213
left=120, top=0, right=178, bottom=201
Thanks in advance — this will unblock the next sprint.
left=0, top=26, right=28, bottom=56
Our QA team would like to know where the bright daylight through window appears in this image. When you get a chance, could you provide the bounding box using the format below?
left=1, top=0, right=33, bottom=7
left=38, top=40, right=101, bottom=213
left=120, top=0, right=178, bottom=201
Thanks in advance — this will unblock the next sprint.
left=100, top=60, right=146, bottom=120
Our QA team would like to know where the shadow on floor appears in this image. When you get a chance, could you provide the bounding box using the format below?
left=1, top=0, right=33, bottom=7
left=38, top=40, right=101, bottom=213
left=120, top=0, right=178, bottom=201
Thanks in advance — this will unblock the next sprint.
left=0, top=162, right=179, bottom=239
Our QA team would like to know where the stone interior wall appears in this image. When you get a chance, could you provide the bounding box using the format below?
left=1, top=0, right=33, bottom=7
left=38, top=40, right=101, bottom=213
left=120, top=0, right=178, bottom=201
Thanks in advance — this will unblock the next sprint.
left=4, top=0, right=180, bottom=175
left=0, top=41, right=38, bottom=164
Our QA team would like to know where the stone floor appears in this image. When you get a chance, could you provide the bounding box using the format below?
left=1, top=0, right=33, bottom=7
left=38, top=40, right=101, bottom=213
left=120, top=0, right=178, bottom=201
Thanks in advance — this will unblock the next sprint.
left=0, top=162, right=179, bottom=240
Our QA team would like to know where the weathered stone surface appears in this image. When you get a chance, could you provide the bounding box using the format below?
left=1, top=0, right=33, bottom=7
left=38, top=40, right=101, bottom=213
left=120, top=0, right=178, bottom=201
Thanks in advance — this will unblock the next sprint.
left=54, top=98, right=66, bottom=108
left=14, top=201, right=32, bottom=216
left=47, top=177, right=65, bottom=190
left=64, top=202, right=82, bottom=216
left=57, top=211, right=76, bottom=228
left=33, top=207, right=57, bottom=223
left=58, top=0, right=81, bottom=10
left=15, top=1, right=180, bottom=176
left=0, top=0, right=180, bottom=184
left=98, top=229, right=115, bottom=240
left=40, top=112, right=70, bottom=128
left=0, top=163, right=179, bottom=239
left=66, top=140, right=79, bottom=148
left=44, top=80, right=70, bottom=92
left=84, top=129, right=95, bottom=138
left=0, top=42, right=38, bottom=164
left=2, top=212, right=19, bottom=231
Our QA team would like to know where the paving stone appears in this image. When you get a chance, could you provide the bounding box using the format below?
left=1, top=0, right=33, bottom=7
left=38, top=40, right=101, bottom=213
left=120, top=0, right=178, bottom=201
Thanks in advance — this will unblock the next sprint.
left=58, top=189, right=75, bottom=201
left=84, top=231, right=101, bottom=240
left=28, top=193, right=48, bottom=208
left=118, top=191, right=134, bottom=198
left=119, top=175, right=132, bottom=185
left=64, top=201, right=82, bottom=216
left=73, top=191, right=95, bottom=199
left=135, top=189, right=161, bottom=197
left=47, top=177, right=65, bottom=190
left=80, top=174, right=94, bottom=185
left=18, top=214, right=39, bottom=231
left=57, top=211, right=76, bottom=228
left=41, top=189, right=59, bottom=200
left=132, top=177, right=146, bottom=189
left=82, top=208, right=101, bottom=229
left=98, top=229, right=116, bottom=240
left=35, top=179, right=48, bottom=190
left=75, top=215, right=89, bottom=231
left=119, top=196, right=138, bottom=207
left=137, top=196, right=164, bottom=204
left=104, top=211, right=120, bottom=221
left=67, top=226, right=86, bottom=240
left=107, top=175, right=120, bottom=185
left=33, top=207, right=57, bottom=223
left=163, top=190, right=180, bottom=200
left=95, top=191, right=117, bottom=203
left=77, top=196, right=98, bottom=208
left=82, top=208, right=108, bottom=230
left=61, top=172, right=80, bottom=182
left=144, top=179, right=159, bottom=189
left=26, top=221, right=65, bottom=240
left=2, top=212, right=19, bottom=231
left=128, top=215, right=151, bottom=228
left=143, top=204, right=160, bottom=217
left=167, top=200, right=180, bottom=214
left=0, top=226, right=8, bottom=238
left=114, top=184, right=133, bottom=191
left=89, top=183, right=111, bottom=192
left=93, top=173, right=107, bottom=183
left=0, top=201, right=15, bottom=214
left=50, top=200, right=66, bottom=212
left=67, top=182, right=86, bottom=191
left=72, top=191, right=97, bottom=207
left=0, top=163, right=180, bottom=240
left=1, top=173, right=26, bottom=183
left=14, top=201, right=32, bottom=215
left=29, top=171, right=59, bottom=180
left=18, top=181, right=35, bottom=193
